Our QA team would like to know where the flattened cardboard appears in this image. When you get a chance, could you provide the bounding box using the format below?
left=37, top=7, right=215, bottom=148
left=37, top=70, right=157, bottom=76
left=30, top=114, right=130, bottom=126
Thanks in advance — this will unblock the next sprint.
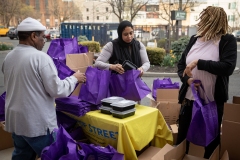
left=138, top=146, right=161, bottom=160
left=66, top=53, right=93, bottom=96
left=0, top=123, right=14, bottom=150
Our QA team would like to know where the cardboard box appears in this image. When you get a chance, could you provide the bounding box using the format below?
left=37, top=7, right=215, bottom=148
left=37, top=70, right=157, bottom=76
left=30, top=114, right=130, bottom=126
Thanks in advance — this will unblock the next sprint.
left=66, top=52, right=93, bottom=96
left=138, top=146, right=161, bottom=160
left=221, top=96, right=240, bottom=160
left=170, top=124, right=178, bottom=145
left=138, top=139, right=226, bottom=160
left=148, top=89, right=181, bottom=125
left=0, top=121, right=14, bottom=150
left=152, top=140, right=224, bottom=160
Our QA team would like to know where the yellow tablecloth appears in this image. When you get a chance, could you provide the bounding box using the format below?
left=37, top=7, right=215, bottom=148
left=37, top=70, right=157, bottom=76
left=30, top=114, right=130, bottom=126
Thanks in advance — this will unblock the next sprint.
left=64, top=105, right=173, bottom=160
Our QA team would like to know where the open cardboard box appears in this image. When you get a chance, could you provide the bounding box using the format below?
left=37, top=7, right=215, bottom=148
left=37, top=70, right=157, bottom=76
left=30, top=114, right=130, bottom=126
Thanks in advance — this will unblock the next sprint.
left=148, top=89, right=181, bottom=125
left=220, top=96, right=240, bottom=159
left=138, top=139, right=228, bottom=160
left=0, top=121, right=14, bottom=151
left=66, top=52, right=94, bottom=96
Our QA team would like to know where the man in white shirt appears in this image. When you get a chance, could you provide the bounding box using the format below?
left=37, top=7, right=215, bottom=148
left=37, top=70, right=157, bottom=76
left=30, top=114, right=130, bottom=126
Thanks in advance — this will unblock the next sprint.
left=2, top=17, right=86, bottom=160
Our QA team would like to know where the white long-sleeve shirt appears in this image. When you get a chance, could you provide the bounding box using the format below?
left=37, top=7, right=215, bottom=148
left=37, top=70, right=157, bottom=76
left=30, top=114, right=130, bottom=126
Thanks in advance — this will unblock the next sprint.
left=2, top=44, right=78, bottom=137
left=94, top=41, right=150, bottom=72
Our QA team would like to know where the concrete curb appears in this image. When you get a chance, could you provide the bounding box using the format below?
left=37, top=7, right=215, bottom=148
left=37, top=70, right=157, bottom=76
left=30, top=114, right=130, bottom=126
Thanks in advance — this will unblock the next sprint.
left=143, top=72, right=178, bottom=77
left=143, top=67, right=239, bottom=77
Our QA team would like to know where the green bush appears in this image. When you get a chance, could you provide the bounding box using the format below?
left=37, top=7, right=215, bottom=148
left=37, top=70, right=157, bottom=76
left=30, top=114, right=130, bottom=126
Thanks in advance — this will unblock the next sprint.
left=146, top=47, right=166, bottom=65
left=161, top=52, right=177, bottom=67
left=157, top=39, right=166, bottom=48
left=171, top=36, right=190, bottom=61
left=79, top=41, right=100, bottom=53
left=78, top=35, right=88, bottom=42
left=0, top=42, right=13, bottom=51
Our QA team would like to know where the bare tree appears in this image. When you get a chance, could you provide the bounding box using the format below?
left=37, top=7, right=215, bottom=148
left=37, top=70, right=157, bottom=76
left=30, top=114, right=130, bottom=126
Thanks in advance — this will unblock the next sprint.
left=49, top=0, right=82, bottom=23
left=105, top=0, right=150, bottom=22
left=159, top=0, right=201, bottom=33
left=0, top=0, right=22, bottom=27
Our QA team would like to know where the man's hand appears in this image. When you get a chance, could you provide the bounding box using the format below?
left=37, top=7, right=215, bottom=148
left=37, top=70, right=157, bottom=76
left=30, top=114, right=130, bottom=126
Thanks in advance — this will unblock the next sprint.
left=110, top=64, right=124, bottom=74
left=183, top=60, right=198, bottom=77
left=73, top=70, right=86, bottom=83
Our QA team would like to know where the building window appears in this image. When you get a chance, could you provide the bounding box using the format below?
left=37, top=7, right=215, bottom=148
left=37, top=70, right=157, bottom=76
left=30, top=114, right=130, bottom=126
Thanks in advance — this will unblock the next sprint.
left=87, top=16, right=89, bottom=20
left=35, top=0, right=40, bottom=10
left=26, top=0, right=30, bottom=5
left=106, top=16, right=108, bottom=20
left=194, top=16, right=198, bottom=20
left=96, top=8, right=99, bottom=12
left=106, top=7, right=108, bottom=12
left=45, top=0, right=48, bottom=6
left=97, top=16, right=99, bottom=20
left=228, top=15, right=235, bottom=21
left=228, top=2, right=236, bottom=9
left=86, top=8, right=89, bottom=12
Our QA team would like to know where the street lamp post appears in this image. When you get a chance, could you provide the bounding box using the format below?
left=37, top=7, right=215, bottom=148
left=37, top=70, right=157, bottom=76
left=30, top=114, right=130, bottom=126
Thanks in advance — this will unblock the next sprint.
left=176, top=0, right=182, bottom=40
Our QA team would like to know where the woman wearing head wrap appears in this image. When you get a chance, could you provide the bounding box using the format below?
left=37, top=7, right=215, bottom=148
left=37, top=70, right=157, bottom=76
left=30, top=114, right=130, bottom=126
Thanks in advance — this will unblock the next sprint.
left=177, top=6, right=237, bottom=158
left=94, top=20, right=150, bottom=76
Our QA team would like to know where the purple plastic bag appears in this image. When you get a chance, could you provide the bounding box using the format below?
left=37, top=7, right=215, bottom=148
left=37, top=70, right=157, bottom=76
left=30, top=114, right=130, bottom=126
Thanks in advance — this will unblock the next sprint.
left=52, top=58, right=75, bottom=80
left=152, top=78, right=179, bottom=100
left=78, top=44, right=88, bottom=53
left=79, top=143, right=124, bottom=160
left=47, top=38, right=80, bottom=64
left=109, top=70, right=151, bottom=101
left=186, top=81, right=218, bottom=147
left=79, top=67, right=111, bottom=105
left=56, top=111, right=77, bottom=131
left=0, top=92, right=6, bottom=121
left=41, top=126, right=83, bottom=160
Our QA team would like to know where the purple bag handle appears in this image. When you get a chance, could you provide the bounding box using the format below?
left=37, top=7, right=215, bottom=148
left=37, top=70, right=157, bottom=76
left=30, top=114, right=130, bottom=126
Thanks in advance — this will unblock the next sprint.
left=190, top=80, right=211, bottom=106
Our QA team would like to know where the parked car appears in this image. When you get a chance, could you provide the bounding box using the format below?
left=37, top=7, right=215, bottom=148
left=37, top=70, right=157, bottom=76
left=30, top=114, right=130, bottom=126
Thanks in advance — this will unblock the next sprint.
left=50, top=30, right=60, bottom=40
left=7, top=28, right=18, bottom=40
left=233, top=30, right=240, bottom=41
left=44, top=30, right=56, bottom=41
left=0, top=25, right=9, bottom=36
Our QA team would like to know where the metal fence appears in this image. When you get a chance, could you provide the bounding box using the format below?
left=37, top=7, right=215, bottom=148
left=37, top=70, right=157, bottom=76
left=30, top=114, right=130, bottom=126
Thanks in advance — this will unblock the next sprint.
left=60, top=22, right=197, bottom=49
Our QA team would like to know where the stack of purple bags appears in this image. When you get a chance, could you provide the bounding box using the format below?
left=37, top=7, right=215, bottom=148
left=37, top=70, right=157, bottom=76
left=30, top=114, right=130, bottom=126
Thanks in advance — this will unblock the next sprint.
left=55, top=97, right=100, bottom=117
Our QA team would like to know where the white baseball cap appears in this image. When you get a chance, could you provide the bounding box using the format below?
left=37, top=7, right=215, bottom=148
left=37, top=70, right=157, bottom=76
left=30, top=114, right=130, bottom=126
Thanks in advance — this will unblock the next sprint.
left=17, top=17, right=46, bottom=31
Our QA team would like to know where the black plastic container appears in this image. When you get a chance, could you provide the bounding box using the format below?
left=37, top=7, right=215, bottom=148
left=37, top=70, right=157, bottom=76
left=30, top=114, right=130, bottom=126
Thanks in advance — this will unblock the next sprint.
left=99, top=106, right=112, bottom=114
left=111, top=108, right=136, bottom=119
left=101, top=96, right=125, bottom=107
left=122, top=60, right=137, bottom=71
left=110, top=100, right=136, bottom=112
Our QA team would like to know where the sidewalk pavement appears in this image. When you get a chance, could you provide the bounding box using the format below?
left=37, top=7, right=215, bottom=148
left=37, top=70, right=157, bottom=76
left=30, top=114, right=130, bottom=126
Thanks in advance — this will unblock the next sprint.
left=143, top=67, right=240, bottom=77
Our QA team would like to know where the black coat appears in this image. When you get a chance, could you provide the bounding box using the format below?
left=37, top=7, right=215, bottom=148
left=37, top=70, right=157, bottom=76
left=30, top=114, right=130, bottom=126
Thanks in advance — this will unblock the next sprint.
left=177, top=34, right=237, bottom=104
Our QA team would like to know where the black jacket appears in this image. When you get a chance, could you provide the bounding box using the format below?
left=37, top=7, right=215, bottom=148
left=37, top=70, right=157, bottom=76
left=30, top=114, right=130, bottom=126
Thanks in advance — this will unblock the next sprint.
left=177, top=34, right=237, bottom=104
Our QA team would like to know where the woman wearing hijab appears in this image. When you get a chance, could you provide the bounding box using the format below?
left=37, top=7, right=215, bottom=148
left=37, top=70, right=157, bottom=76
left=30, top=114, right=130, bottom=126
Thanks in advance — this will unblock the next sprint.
left=94, top=20, right=150, bottom=76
